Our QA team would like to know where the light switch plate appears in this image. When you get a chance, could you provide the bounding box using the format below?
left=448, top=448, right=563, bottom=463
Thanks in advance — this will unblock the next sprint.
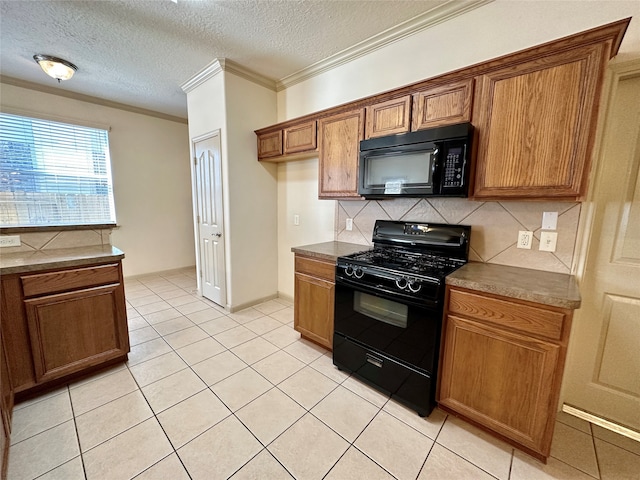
left=346, top=218, right=353, bottom=231
left=542, top=211, right=558, bottom=230
left=293, top=214, right=300, bottom=226
left=539, top=231, right=558, bottom=252
left=517, top=231, right=533, bottom=249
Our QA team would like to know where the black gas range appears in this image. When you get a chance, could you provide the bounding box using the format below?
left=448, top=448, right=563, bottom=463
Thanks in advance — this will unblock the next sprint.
left=333, top=220, right=470, bottom=416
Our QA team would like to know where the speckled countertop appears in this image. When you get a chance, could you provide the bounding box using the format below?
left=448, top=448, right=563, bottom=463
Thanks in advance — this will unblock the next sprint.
left=291, top=241, right=371, bottom=262
left=0, top=245, right=125, bottom=275
left=447, top=262, right=581, bottom=309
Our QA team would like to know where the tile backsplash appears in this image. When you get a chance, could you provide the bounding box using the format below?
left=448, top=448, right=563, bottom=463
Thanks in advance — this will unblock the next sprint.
left=335, top=198, right=580, bottom=274
left=0, top=228, right=112, bottom=254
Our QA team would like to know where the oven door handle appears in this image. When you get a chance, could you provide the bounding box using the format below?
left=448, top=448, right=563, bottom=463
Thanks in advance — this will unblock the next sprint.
left=365, top=353, right=384, bottom=368
left=335, top=276, right=440, bottom=310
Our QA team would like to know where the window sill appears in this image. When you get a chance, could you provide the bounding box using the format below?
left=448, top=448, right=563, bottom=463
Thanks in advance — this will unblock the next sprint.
left=0, top=224, right=118, bottom=235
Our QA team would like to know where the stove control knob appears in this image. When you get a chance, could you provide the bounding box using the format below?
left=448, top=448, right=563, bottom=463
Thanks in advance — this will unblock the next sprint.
left=354, top=267, right=365, bottom=279
left=408, top=279, right=422, bottom=293
left=395, top=277, right=408, bottom=290
left=345, top=265, right=354, bottom=277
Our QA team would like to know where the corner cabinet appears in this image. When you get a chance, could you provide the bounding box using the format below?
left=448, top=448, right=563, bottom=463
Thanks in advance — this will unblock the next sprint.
left=293, top=255, right=335, bottom=349
left=438, top=286, right=574, bottom=462
left=472, top=42, right=611, bottom=200
left=1, top=261, right=129, bottom=396
left=318, top=108, right=365, bottom=199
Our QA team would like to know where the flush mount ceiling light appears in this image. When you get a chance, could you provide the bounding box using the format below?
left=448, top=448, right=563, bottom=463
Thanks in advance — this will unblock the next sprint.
left=33, top=54, right=77, bottom=82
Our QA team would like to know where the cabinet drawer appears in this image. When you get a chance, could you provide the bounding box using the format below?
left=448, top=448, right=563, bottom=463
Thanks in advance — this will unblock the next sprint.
left=294, top=256, right=335, bottom=282
left=448, top=288, right=565, bottom=340
left=21, top=264, right=121, bottom=298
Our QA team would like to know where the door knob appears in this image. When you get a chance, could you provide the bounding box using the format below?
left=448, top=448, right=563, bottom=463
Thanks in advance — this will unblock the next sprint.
left=212, top=232, right=222, bottom=237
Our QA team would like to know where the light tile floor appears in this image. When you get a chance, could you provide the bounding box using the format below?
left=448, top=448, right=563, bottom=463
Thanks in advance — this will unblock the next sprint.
left=7, top=268, right=640, bottom=480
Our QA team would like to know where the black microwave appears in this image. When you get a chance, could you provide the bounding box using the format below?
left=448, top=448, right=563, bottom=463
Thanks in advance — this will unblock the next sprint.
left=358, top=122, right=473, bottom=198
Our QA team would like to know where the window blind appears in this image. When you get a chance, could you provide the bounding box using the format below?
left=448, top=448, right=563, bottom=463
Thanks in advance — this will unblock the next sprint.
left=0, top=113, right=116, bottom=227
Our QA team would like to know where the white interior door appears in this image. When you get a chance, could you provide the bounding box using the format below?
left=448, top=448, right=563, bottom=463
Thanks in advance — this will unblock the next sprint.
left=563, top=61, right=640, bottom=432
left=193, top=133, right=226, bottom=306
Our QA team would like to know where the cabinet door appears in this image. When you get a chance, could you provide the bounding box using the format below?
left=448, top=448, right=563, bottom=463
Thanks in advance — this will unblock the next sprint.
left=439, top=315, right=560, bottom=456
left=472, top=43, right=608, bottom=199
left=318, top=109, right=365, bottom=199
left=412, top=79, right=473, bottom=131
left=365, top=96, right=411, bottom=139
left=24, top=284, right=129, bottom=384
left=294, top=273, right=334, bottom=349
left=284, top=121, right=317, bottom=154
left=257, top=130, right=283, bottom=159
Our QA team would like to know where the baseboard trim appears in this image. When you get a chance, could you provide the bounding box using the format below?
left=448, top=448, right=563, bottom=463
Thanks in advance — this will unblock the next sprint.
left=562, top=404, right=640, bottom=442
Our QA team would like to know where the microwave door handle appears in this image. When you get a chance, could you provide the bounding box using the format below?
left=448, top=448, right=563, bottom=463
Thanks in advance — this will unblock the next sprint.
left=432, top=148, right=440, bottom=193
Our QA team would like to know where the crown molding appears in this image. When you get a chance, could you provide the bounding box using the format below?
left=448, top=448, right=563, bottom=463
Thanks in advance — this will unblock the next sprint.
left=181, top=58, right=277, bottom=93
left=0, top=75, right=187, bottom=123
left=276, top=0, right=494, bottom=91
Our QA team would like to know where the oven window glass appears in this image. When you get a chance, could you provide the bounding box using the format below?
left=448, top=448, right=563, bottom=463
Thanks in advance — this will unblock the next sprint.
left=354, top=291, right=408, bottom=328
left=365, top=150, right=434, bottom=193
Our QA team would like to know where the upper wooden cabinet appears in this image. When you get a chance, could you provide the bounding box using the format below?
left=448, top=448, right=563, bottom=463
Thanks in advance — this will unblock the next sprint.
left=257, top=130, right=282, bottom=159
left=365, top=96, right=411, bottom=139
left=412, top=79, right=474, bottom=131
left=472, top=43, right=609, bottom=200
left=284, top=121, right=317, bottom=154
left=318, top=108, right=365, bottom=199
left=255, top=18, right=629, bottom=201
left=257, top=121, right=318, bottom=162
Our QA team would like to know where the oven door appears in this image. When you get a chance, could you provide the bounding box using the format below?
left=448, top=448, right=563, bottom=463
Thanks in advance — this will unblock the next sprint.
left=333, top=278, right=441, bottom=374
left=332, top=278, right=442, bottom=416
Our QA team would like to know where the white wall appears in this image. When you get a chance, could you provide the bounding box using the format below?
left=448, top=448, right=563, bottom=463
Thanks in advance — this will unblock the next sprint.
left=224, top=74, right=279, bottom=308
left=0, top=82, right=194, bottom=277
left=277, top=158, right=335, bottom=299
left=185, top=70, right=278, bottom=310
left=275, top=0, right=640, bottom=298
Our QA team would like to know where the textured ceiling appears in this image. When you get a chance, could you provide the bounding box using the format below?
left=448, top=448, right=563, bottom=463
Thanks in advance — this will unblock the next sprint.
left=0, top=0, right=461, bottom=120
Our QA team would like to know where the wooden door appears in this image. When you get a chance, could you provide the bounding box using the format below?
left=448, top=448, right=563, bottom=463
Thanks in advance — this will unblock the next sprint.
left=412, top=79, right=473, bottom=131
left=284, top=121, right=316, bottom=154
left=318, top=109, right=364, bottom=199
left=439, top=315, right=560, bottom=456
left=365, top=96, right=411, bottom=139
left=294, top=273, right=334, bottom=349
left=257, top=130, right=282, bottom=159
left=194, top=132, right=227, bottom=306
left=562, top=61, right=640, bottom=432
left=24, top=285, right=129, bottom=383
left=472, top=43, right=608, bottom=200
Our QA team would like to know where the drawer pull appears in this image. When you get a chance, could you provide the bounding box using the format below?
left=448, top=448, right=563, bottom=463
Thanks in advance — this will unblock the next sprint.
left=366, top=353, right=384, bottom=368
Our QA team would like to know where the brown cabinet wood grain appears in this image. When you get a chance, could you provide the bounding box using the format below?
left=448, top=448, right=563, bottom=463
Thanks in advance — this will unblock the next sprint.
left=365, top=96, right=411, bottom=139
left=472, top=43, right=608, bottom=200
left=284, top=121, right=317, bottom=154
left=318, top=108, right=365, bottom=199
left=438, top=286, right=574, bottom=461
left=1, top=260, right=129, bottom=396
left=293, top=255, right=335, bottom=349
left=25, top=284, right=129, bottom=384
left=412, top=79, right=474, bottom=131
left=1, top=332, right=12, bottom=480
left=257, top=130, right=282, bottom=159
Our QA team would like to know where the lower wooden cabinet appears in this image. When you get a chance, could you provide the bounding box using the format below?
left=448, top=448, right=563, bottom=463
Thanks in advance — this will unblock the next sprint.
left=1, top=260, right=129, bottom=396
left=1, top=332, right=13, bottom=479
left=293, top=255, right=335, bottom=349
left=438, top=286, right=573, bottom=461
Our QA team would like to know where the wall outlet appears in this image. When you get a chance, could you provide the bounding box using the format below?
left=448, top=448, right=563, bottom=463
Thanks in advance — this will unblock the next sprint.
left=517, top=231, right=533, bottom=249
left=542, top=211, right=558, bottom=230
left=539, top=231, right=558, bottom=252
left=293, top=214, right=300, bottom=226
left=346, top=218, right=353, bottom=231
left=0, top=235, right=21, bottom=247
